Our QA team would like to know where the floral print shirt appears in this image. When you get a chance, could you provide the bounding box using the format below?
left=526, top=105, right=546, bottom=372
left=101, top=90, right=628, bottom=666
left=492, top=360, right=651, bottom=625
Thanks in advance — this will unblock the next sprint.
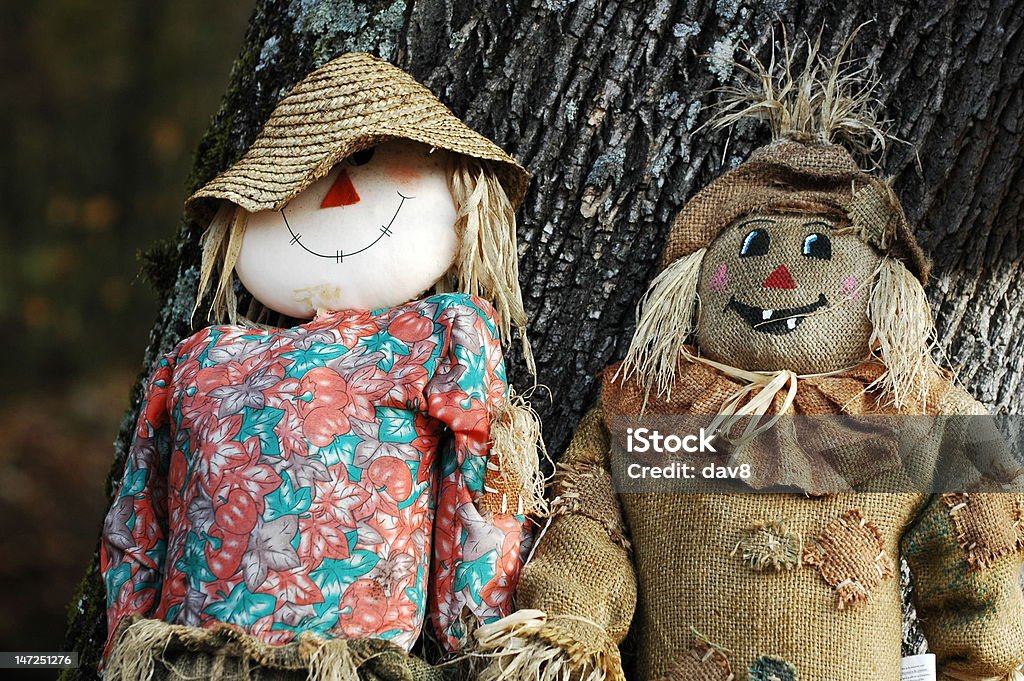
left=101, top=293, right=526, bottom=659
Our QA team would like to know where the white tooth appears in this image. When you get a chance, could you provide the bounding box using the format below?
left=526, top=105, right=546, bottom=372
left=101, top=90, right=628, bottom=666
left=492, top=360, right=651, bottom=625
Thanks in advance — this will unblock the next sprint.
left=786, top=318, right=797, bottom=330
left=762, top=309, right=773, bottom=320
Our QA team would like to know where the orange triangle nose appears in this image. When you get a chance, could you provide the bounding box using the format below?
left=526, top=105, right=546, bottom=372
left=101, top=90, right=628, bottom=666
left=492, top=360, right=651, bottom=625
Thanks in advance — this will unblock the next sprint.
left=763, top=263, right=797, bottom=289
left=320, top=169, right=360, bottom=207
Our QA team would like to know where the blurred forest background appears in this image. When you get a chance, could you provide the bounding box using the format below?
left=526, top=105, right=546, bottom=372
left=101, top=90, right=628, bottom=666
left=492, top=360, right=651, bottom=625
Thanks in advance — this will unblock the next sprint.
left=0, top=0, right=253, bottom=652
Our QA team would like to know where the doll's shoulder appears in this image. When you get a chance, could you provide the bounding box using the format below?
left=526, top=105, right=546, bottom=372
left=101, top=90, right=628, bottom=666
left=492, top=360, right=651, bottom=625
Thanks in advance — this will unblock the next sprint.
left=163, top=323, right=264, bottom=364
left=417, top=293, right=501, bottom=335
left=930, top=376, right=989, bottom=416
left=420, top=292, right=498, bottom=317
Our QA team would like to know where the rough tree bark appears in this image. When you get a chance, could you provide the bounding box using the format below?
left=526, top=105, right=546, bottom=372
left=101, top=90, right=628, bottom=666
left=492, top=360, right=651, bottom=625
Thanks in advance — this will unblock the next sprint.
left=63, top=0, right=1023, bottom=678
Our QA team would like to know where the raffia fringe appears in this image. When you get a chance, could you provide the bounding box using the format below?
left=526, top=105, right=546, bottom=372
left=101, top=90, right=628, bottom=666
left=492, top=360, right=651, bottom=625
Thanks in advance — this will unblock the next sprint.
left=105, top=618, right=176, bottom=681
left=474, top=610, right=624, bottom=681
left=105, top=618, right=363, bottom=681
left=487, top=387, right=549, bottom=516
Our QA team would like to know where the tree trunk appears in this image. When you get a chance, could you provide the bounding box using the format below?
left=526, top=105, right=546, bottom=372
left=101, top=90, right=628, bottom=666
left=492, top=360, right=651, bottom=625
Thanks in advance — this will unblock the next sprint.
left=63, top=0, right=1023, bottom=677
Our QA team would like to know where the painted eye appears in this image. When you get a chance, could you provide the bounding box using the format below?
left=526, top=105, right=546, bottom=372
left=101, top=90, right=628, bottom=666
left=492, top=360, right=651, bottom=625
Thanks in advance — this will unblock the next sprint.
left=348, top=147, right=376, bottom=166
left=802, top=233, right=832, bottom=260
left=739, top=229, right=770, bottom=257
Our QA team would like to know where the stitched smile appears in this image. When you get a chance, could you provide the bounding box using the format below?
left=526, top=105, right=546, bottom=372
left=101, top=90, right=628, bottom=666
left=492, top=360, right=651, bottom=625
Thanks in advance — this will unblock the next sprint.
left=726, top=294, right=828, bottom=335
left=281, top=191, right=412, bottom=263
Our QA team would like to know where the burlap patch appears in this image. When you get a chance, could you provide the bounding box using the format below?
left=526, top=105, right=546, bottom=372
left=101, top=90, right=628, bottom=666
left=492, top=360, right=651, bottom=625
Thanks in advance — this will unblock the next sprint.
left=803, top=508, right=894, bottom=609
left=747, top=655, right=798, bottom=681
left=654, top=641, right=735, bottom=681
left=943, top=492, right=1024, bottom=570
left=551, top=461, right=630, bottom=549
left=731, top=520, right=802, bottom=572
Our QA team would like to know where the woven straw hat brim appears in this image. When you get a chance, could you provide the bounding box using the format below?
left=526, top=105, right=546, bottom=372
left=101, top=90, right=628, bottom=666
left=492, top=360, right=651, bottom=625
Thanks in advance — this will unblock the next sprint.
left=659, top=139, right=930, bottom=282
left=186, top=53, right=528, bottom=216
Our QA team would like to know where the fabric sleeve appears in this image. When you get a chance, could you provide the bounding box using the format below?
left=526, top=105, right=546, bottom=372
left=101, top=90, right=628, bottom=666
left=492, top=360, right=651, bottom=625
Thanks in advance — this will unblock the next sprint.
left=100, top=354, right=175, bottom=661
left=475, top=405, right=637, bottom=681
left=424, top=295, right=530, bottom=652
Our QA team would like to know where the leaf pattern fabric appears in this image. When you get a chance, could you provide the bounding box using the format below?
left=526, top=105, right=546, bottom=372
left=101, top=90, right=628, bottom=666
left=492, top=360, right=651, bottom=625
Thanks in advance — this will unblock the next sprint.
left=100, top=293, right=525, bottom=660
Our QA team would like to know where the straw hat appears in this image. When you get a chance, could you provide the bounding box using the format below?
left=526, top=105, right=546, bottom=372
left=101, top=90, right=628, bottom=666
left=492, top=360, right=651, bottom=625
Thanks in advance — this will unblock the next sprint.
left=658, top=138, right=931, bottom=282
left=186, top=53, right=528, bottom=216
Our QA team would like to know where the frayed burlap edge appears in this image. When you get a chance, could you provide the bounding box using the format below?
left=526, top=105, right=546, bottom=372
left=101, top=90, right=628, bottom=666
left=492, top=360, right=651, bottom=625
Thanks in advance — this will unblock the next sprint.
left=654, top=638, right=736, bottom=681
left=105, top=617, right=402, bottom=681
left=474, top=610, right=625, bottom=681
left=802, top=508, right=895, bottom=610
left=480, top=387, right=548, bottom=518
left=943, top=493, right=1024, bottom=571
left=731, top=519, right=803, bottom=572
left=549, top=461, right=630, bottom=550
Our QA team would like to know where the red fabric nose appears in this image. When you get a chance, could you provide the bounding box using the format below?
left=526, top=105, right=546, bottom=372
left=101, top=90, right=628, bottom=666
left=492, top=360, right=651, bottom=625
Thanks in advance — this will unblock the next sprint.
left=320, top=169, right=360, bottom=207
left=763, top=263, right=797, bottom=289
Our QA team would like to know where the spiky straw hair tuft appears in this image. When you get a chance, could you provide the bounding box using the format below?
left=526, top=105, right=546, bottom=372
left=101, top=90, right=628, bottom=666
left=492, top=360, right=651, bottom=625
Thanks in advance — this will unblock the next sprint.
left=708, top=25, right=890, bottom=159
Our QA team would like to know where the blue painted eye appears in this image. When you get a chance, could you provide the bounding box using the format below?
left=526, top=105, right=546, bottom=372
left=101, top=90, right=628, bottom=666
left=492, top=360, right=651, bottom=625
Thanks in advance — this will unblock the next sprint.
left=739, top=229, right=770, bottom=257
left=802, top=233, right=831, bottom=260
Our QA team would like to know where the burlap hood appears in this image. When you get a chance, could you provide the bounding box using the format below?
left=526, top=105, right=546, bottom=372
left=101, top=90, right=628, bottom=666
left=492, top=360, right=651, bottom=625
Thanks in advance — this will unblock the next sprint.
left=186, top=52, right=528, bottom=216
left=659, top=137, right=930, bottom=282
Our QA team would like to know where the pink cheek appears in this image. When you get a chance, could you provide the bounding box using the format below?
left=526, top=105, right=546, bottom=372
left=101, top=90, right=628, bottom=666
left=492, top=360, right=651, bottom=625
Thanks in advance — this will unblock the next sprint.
left=840, top=275, right=862, bottom=299
left=385, top=165, right=422, bottom=186
left=708, top=263, right=729, bottom=293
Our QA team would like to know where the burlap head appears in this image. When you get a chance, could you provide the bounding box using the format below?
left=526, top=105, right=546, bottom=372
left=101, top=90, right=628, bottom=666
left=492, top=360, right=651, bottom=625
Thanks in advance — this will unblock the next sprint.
left=186, top=53, right=528, bottom=216
left=659, top=138, right=930, bottom=282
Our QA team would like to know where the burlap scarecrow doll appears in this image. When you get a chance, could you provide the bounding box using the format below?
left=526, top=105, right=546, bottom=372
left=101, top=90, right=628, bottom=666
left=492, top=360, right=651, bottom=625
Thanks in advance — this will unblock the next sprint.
left=99, top=53, right=545, bottom=681
left=475, top=42, right=1024, bottom=681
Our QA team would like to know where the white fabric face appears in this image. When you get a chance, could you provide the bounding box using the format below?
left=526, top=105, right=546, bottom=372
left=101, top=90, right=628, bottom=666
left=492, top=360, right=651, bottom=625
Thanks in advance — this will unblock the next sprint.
left=237, top=140, right=457, bottom=318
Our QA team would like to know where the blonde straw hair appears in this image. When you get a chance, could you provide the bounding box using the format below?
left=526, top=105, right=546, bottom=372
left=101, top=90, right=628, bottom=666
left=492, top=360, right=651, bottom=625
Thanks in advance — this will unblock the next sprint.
left=438, top=155, right=534, bottom=374
left=867, top=257, right=942, bottom=410
left=194, top=203, right=248, bottom=326
left=617, top=248, right=706, bottom=397
left=194, top=155, right=534, bottom=373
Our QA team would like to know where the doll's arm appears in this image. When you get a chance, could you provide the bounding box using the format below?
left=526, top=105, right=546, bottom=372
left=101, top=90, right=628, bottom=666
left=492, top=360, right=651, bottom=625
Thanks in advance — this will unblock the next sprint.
left=425, top=294, right=536, bottom=652
left=99, top=355, right=174, bottom=661
left=903, top=491, right=1024, bottom=679
left=903, top=384, right=1024, bottom=679
left=475, top=405, right=636, bottom=681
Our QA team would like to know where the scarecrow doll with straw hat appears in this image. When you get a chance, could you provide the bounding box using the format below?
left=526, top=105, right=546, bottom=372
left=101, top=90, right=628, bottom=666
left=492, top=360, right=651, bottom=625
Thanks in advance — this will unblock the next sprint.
left=99, top=53, right=544, bottom=681
left=476, top=38, right=1024, bottom=681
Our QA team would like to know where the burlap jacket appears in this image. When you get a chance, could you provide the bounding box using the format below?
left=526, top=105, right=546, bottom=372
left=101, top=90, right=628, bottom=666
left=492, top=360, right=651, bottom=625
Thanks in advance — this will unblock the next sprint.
left=515, top=362, right=1024, bottom=681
